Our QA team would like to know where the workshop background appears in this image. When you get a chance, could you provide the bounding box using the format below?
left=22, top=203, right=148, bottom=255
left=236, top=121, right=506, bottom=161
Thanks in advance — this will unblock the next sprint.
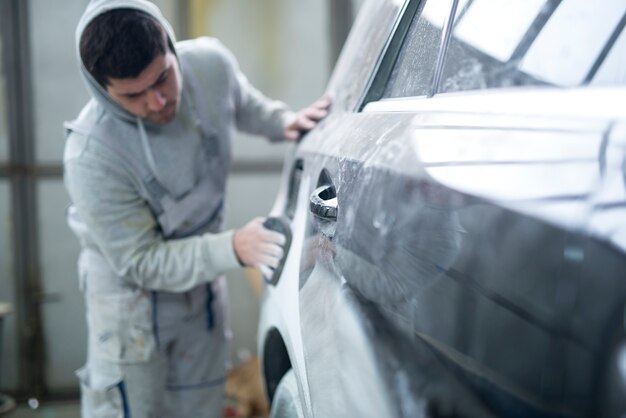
left=0, top=0, right=362, bottom=412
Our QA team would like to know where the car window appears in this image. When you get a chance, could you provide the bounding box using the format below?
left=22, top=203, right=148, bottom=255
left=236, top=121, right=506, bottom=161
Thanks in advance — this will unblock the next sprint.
left=453, top=0, right=544, bottom=64
left=439, top=0, right=552, bottom=93
left=591, top=27, right=626, bottom=86
left=360, top=0, right=457, bottom=105
left=379, top=0, right=456, bottom=99
left=520, top=0, right=626, bottom=86
left=439, top=0, right=626, bottom=93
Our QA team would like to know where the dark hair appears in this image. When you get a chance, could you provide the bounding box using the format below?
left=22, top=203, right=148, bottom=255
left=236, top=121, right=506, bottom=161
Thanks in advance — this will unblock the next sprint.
left=80, top=8, right=172, bottom=87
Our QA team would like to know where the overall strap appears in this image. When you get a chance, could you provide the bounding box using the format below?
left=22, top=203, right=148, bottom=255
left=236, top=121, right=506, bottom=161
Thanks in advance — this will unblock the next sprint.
left=64, top=119, right=170, bottom=217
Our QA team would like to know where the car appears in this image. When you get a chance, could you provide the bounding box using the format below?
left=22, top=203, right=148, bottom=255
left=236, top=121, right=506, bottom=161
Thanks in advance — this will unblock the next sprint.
left=257, top=0, right=626, bottom=417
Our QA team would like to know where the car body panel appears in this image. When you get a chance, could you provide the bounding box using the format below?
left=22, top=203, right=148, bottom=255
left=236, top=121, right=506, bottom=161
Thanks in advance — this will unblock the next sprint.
left=259, top=0, right=626, bottom=417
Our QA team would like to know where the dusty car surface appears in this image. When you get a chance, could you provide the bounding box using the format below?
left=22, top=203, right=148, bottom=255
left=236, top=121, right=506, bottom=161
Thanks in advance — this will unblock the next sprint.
left=258, top=0, right=626, bottom=417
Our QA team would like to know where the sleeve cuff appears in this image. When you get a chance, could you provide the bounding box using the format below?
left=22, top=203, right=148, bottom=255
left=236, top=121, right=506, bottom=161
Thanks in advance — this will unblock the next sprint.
left=267, top=110, right=296, bottom=142
left=203, top=229, right=242, bottom=273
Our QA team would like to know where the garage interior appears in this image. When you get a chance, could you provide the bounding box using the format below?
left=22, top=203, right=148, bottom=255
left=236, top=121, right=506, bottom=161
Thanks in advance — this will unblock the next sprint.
left=0, top=0, right=359, bottom=416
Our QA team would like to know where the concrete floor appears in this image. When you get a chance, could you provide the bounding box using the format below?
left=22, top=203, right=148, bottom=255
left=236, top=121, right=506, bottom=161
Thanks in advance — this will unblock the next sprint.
left=5, top=401, right=80, bottom=418
left=3, top=400, right=266, bottom=418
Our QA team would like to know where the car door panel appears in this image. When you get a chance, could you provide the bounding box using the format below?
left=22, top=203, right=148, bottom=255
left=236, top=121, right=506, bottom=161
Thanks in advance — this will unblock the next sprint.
left=405, top=111, right=608, bottom=417
left=293, top=87, right=624, bottom=415
left=260, top=0, right=626, bottom=415
left=297, top=111, right=484, bottom=416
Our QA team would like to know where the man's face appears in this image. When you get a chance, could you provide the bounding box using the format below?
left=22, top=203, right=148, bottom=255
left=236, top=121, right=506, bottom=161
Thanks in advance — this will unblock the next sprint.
left=106, top=51, right=182, bottom=124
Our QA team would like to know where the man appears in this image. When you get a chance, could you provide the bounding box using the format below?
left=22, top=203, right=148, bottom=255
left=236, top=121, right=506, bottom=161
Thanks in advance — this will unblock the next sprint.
left=63, top=1, right=329, bottom=417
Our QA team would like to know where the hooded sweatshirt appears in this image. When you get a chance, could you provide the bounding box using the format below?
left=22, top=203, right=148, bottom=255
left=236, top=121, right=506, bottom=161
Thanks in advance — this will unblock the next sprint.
left=64, top=0, right=292, bottom=293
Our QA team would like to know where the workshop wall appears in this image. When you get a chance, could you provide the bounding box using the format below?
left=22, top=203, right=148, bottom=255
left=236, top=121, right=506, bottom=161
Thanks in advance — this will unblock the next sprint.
left=192, top=0, right=332, bottom=365
left=0, top=0, right=332, bottom=394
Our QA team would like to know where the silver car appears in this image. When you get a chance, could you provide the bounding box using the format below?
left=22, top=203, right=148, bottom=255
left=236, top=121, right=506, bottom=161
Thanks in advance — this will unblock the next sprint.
left=258, top=0, right=626, bottom=417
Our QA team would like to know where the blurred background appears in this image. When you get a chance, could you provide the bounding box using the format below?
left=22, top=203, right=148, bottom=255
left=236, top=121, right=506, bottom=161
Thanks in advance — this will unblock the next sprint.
left=0, top=0, right=363, bottom=412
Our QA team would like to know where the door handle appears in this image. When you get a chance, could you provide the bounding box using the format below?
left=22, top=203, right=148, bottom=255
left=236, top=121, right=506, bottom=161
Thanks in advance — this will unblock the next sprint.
left=309, top=184, right=337, bottom=221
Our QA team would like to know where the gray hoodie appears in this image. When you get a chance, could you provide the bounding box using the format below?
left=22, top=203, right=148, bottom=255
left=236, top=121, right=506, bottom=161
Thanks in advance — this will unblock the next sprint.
left=64, top=0, right=292, bottom=293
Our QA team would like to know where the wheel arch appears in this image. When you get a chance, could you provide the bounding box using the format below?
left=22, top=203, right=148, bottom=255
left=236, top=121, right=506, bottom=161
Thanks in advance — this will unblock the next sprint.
left=592, top=298, right=626, bottom=417
left=262, top=327, right=293, bottom=405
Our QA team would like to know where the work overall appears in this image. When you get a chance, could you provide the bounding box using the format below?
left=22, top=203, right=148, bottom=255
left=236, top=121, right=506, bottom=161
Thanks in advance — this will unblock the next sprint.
left=66, top=65, right=232, bottom=418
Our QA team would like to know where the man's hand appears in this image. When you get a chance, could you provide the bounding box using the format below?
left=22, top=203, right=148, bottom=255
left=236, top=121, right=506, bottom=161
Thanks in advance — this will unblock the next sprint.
left=233, top=217, right=286, bottom=273
left=284, top=95, right=331, bottom=141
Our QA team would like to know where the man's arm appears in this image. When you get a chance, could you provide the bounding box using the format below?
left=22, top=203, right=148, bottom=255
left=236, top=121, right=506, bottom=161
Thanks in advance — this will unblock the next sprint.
left=283, top=95, right=331, bottom=141
left=65, top=144, right=283, bottom=292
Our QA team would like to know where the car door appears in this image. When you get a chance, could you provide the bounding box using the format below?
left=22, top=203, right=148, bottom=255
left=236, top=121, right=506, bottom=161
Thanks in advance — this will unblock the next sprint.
left=260, top=1, right=411, bottom=416
left=294, top=0, right=626, bottom=417
left=407, top=1, right=626, bottom=416
left=296, top=1, right=493, bottom=417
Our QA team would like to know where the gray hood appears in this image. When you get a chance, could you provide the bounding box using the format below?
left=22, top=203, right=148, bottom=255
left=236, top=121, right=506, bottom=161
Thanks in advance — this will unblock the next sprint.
left=75, top=0, right=178, bottom=123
